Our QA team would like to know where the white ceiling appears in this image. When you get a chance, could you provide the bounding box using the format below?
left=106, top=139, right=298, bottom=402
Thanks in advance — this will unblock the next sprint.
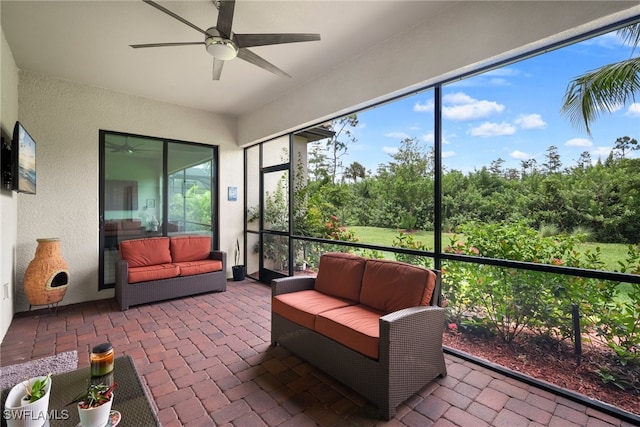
left=1, top=0, right=457, bottom=117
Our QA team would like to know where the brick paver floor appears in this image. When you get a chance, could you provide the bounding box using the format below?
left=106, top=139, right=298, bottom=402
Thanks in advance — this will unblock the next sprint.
left=1, top=280, right=636, bottom=426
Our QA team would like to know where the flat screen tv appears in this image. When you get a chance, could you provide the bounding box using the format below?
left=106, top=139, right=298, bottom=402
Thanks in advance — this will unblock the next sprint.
left=12, top=121, right=36, bottom=194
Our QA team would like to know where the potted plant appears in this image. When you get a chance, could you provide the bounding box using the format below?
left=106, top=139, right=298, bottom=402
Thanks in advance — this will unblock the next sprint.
left=232, top=238, right=245, bottom=281
left=295, top=259, right=307, bottom=271
left=68, top=382, right=117, bottom=427
left=4, top=374, right=52, bottom=427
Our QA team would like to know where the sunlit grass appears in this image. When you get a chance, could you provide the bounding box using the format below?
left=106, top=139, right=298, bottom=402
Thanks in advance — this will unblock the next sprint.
left=350, top=226, right=631, bottom=271
left=349, top=225, right=635, bottom=301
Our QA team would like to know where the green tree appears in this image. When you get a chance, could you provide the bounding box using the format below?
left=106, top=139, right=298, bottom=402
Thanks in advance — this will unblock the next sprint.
left=343, top=161, right=366, bottom=183
left=542, top=145, right=562, bottom=173
left=326, top=114, right=359, bottom=184
left=613, top=136, right=639, bottom=159
left=561, top=23, right=640, bottom=135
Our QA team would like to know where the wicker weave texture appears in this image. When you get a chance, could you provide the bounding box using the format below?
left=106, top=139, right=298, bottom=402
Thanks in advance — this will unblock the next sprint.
left=115, top=250, right=226, bottom=310
left=272, top=274, right=447, bottom=420
left=1, top=356, right=159, bottom=427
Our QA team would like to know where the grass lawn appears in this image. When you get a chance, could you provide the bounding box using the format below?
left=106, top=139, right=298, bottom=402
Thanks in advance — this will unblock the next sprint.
left=350, top=226, right=636, bottom=301
left=350, top=226, right=631, bottom=271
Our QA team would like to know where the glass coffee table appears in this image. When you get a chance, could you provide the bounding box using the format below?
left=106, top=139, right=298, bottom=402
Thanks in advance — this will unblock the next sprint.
left=2, top=355, right=160, bottom=426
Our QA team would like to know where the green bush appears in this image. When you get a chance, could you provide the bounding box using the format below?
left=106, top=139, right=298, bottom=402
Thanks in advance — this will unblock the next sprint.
left=440, top=221, right=640, bottom=366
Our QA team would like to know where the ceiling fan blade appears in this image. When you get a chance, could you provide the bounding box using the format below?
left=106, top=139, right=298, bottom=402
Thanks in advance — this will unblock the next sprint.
left=234, top=33, right=320, bottom=48
left=130, top=42, right=204, bottom=49
left=237, top=48, right=291, bottom=78
left=212, top=58, right=224, bottom=81
left=143, top=0, right=209, bottom=36
left=216, top=0, right=235, bottom=39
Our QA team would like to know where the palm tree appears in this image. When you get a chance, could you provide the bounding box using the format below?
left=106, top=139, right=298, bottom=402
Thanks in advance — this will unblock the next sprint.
left=561, top=23, right=640, bottom=135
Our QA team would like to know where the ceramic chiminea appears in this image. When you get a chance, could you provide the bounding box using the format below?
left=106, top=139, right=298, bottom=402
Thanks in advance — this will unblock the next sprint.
left=23, top=238, right=69, bottom=309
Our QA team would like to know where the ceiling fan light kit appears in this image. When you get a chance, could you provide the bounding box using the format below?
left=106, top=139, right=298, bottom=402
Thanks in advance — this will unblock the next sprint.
left=132, top=0, right=320, bottom=80
left=205, top=37, right=238, bottom=60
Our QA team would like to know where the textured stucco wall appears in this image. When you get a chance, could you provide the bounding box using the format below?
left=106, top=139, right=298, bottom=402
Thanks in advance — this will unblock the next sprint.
left=0, top=18, right=19, bottom=340
left=14, top=71, right=240, bottom=312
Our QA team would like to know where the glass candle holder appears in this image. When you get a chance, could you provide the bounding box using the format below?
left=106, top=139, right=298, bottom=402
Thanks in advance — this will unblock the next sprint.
left=90, top=343, right=114, bottom=377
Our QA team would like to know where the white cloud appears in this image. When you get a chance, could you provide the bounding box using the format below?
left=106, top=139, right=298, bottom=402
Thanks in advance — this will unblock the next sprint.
left=514, top=114, right=546, bottom=130
left=382, top=146, right=398, bottom=155
left=422, top=132, right=450, bottom=145
left=592, top=146, right=612, bottom=158
left=510, top=150, right=530, bottom=160
left=415, top=92, right=505, bottom=121
left=487, top=78, right=510, bottom=86
left=625, top=103, right=640, bottom=117
left=442, top=92, right=505, bottom=121
left=422, top=132, right=434, bottom=143
left=443, top=92, right=475, bottom=104
left=565, top=138, right=592, bottom=147
left=414, top=100, right=434, bottom=113
left=470, top=122, right=516, bottom=137
left=384, top=132, right=410, bottom=139
left=442, top=151, right=456, bottom=158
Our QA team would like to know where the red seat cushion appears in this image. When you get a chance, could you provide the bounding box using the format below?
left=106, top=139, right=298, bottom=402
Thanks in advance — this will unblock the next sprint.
left=170, top=235, right=211, bottom=262
left=128, top=263, right=179, bottom=283
left=272, top=289, right=355, bottom=330
left=314, top=252, right=366, bottom=302
left=360, top=259, right=436, bottom=313
left=176, top=260, right=223, bottom=276
left=120, top=237, right=171, bottom=268
left=316, top=304, right=383, bottom=360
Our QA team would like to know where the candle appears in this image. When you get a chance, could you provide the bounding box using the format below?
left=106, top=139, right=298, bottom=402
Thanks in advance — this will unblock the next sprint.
left=90, top=343, right=114, bottom=377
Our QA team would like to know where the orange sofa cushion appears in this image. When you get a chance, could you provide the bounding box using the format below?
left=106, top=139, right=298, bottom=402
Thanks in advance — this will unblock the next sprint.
left=170, top=235, right=211, bottom=262
left=128, top=263, right=180, bottom=283
left=316, top=304, right=383, bottom=360
left=272, top=290, right=355, bottom=330
left=120, top=237, right=172, bottom=268
left=176, top=260, right=223, bottom=276
left=360, top=259, right=436, bottom=313
left=314, top=252, right=366, bottom=302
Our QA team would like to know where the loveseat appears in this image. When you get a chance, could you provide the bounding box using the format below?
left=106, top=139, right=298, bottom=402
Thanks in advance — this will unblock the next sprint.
left=115, top=235, right=226, bottom=310
left=271, top=252, right=446, bottom=419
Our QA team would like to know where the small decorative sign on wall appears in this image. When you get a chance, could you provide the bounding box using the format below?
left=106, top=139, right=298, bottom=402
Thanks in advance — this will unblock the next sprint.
left=228, top=186, right=238, bottom=201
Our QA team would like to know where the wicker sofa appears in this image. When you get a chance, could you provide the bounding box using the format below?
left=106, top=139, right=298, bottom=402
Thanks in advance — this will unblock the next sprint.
left=271, top=252, right=446, bottom=420
left=115, top=235, right=226, bottom=310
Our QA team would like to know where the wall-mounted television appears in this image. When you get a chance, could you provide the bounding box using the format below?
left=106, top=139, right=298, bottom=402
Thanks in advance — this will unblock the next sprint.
left=12, top=121, right=36, bottom=194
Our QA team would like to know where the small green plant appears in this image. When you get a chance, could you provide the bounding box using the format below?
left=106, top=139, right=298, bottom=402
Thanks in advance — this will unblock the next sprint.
left=68, top=382, right=117, bottom=409
left=234, top=238, right=241, bottom=266
left=597, top=367, right=633, bottom=391
left=23, top=373, right=51, bottom=403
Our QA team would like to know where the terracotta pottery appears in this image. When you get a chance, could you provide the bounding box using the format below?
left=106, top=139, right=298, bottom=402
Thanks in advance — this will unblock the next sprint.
left=23, top=238, right=69, bottom=306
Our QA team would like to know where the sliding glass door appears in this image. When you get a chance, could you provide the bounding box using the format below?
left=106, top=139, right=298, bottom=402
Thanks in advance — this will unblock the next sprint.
left=99, top=131, right=218, bottom=289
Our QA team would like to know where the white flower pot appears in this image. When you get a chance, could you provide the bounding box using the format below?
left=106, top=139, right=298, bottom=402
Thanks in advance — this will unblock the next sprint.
left=77, top=394, right=113, bottom=427
left=3, top=376, right=52, bottom=427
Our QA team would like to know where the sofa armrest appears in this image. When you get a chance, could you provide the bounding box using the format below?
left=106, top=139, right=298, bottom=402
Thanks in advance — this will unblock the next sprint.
left=272, top=276, right=316, bottom=297
left=209, top=250, right=227, bottom=270
left=379, top=306, right=445, bottom=362
left=115, top=259, right=129, bottom=286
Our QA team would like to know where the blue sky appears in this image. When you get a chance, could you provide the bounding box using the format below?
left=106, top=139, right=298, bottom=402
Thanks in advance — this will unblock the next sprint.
left=339, top=28, right=640, bottom=175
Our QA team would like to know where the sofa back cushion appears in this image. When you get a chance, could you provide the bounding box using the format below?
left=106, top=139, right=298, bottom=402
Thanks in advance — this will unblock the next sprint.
left=360, top=259, right=436, bottom=313
left=120, top=237, right=172, bottom=268
left=314, top=252, right=367, bottom=302
left=170, top=235, right=211, bottom=262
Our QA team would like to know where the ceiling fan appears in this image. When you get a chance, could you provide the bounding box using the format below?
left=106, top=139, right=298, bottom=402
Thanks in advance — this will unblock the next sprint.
left=106, top=141, right=154, bottom=154
left=130, top=0, right=321, bottom=80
